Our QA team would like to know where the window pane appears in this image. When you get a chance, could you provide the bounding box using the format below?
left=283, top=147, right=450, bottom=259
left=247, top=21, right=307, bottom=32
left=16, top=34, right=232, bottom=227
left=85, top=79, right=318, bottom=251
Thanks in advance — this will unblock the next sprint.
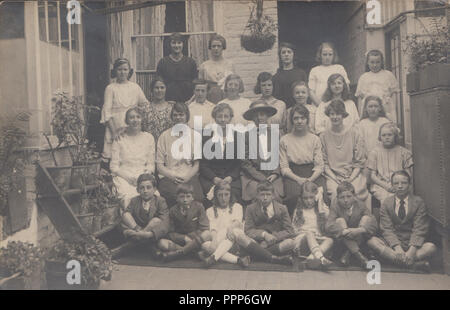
left=38, top=3, right=47, bottom=41
left=135, top=36, right=162, bottom=71
left=48, top=2, right=58, bottom=44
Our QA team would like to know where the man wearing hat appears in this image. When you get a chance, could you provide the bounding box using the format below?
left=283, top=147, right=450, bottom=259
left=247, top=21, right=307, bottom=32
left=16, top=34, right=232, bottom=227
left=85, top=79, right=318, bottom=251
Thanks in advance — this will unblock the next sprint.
left=156, top=32, right=198, bottom=102
left=241, top=100, right=284, bottom=203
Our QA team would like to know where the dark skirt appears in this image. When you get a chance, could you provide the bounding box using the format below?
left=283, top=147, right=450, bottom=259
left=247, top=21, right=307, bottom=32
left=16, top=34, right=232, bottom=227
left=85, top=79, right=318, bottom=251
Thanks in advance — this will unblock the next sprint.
left=283, top=163, right=328, bottom=215
left=158, top=175, right=204, bottom=207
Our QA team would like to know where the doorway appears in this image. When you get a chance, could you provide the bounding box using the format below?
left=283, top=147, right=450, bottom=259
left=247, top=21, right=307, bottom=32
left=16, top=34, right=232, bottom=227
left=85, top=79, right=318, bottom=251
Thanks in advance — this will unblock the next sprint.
left=277, top=1, right=361, bottom=76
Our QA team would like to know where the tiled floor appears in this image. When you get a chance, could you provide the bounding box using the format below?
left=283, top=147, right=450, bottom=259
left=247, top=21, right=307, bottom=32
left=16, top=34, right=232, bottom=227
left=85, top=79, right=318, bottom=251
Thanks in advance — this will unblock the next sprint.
left=101, top=264, right=450, bottom=290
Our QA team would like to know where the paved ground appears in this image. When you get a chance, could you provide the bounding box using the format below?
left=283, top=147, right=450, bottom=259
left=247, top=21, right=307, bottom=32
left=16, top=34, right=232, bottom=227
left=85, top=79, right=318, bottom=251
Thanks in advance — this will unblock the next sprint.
left=101, top=264, right=450, bottom=290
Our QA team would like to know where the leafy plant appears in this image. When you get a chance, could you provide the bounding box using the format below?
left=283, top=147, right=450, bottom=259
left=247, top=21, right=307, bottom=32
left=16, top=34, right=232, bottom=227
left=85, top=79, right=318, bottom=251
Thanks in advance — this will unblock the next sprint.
left=405, top=17, right=448, bottom=72
left=47, top=235, right=112, bottom=288
left=49, top=92, right=100, bottom=165
left=241, top=0, right=278, bottom=53
left=0, top=241, right=43, bottom=278
left=89, top=169, right=120, bottom=215
left=0, top=112, right=30, bottom=216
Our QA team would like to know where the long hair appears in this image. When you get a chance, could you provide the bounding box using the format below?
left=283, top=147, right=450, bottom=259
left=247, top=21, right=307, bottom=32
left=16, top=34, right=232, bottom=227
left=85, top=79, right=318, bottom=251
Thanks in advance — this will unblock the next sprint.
left=254, top=72, right=273, bottom=94
left=321, top=73, right=350, bottom=102
left=292, top=182, right=326, bottom=233
left=111, top=58, right=134, bottom=79
left=212, top=182, right=235, bottom=218
left=360, top=95, right=386, bottom=120
left=315, top=42, right=339, bottom=64
left=224, top=74, right=245, bottom=94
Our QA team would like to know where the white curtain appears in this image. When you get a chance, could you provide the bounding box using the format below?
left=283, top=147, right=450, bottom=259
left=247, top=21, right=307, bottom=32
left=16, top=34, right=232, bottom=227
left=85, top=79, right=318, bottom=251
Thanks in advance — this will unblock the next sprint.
left=186, top=0, right=214, bottom=64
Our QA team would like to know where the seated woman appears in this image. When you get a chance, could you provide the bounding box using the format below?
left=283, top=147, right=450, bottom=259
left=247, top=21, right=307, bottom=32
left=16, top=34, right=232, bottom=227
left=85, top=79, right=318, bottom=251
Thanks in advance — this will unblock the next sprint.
left=156, top=102, right=204, bottom=207
left=121, top=174, right=169, bottom=245
left=157, top=183, right=211, bottom=261
left=367, top=122, right=413, bottom=204
left=280, top=104, right=327, bottom=216
left=291, top=181, right=333, bottom=269
left=199, top=103, right=242, bottom=205
left=320, top=99, right=370, bottom=209
left=110, top=107, right=156, bottom=209
left=241, top=100, right=284, bottom=203
left=325, top=182, right=377, bottom=268
left=198, top=182, right=251, bottom=268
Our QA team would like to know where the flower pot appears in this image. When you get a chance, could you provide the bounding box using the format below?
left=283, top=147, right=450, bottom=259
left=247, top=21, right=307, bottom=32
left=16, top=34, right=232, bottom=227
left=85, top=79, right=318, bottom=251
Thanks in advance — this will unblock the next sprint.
left=101, top=205, right=120, bottom=228
left=46, top=166, right=72, bottom=191
left=77, top=213, right=94, bottom=234
left=0, top=268, right=40, bottom=290
left=418, top=63, right=450, bottom=91
left=241, top=32, right=276, bottom=53
left=45, top=260, right=99, bottom=290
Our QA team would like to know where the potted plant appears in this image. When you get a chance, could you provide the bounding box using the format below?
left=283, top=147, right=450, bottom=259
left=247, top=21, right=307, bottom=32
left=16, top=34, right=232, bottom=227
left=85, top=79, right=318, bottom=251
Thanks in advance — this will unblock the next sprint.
left=45, top=92, right=101, bottom=190
left=0, top=241, right=43, bottom=290
left=241, top=0, right=278, bottom=54
left=94, top=169, right=121, bottom=230
left=0, top=112, right=30, bottom=230
left=405, top=17, right=449, bottom=93
left=45, top=235, right=113, bottom=290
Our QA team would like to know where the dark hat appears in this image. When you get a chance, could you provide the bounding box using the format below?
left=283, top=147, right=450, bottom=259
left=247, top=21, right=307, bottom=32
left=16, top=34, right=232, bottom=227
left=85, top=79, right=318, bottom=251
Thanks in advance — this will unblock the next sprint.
left=243, top=99, right=277, bottom=121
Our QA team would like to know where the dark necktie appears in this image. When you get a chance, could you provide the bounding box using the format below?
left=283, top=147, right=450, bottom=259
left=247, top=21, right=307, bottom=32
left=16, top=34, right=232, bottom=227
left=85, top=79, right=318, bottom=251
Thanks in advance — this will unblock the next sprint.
left=398, top=200, right=406, bottom=220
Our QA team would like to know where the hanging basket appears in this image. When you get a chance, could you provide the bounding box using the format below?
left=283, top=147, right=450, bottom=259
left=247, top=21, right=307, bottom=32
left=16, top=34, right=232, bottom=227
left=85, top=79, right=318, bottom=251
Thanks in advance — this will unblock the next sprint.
left=240, top=0, right=277, bottom=54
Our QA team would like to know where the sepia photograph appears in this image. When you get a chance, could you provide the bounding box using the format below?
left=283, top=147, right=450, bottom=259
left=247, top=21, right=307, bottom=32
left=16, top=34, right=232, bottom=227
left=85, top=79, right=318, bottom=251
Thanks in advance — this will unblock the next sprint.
left=0, top=0, right=449, bottom=292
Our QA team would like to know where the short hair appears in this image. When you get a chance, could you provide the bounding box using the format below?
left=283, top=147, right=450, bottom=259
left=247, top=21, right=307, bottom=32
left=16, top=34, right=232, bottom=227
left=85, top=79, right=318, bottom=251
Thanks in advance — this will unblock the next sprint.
left=315, top=42, right=339, bottom=64
left=224, top=74, right=245, bottom=94
left=336, top=181, right=355, bottom=196
left=110, top=58, right=134, bottom=79
left=176, top=183, right=194, bottom=195
left=289, top=103, right=310, bottom=125
left=257, top=180, right=274, bottom=193
left=365, top=49, right=385, bottom=72
left=212, top=102, right=234, bottom=120
left=124, top=107, right=143, bottom=125
left=378, top=122, right=400, bottom=144
left=169, top=32, right=185, bottom=43
left=137, top=173, right=156, bottom=187
left=208, top=34, right=227, bottom=50
left=193, top=79, right=210, bottom=91
left=278, top=42, right=297, bottom=69
left=361, top=95, right=386, bottom=119
left=150, top=76, right=166, bottom=92
left=291, top=81, right=313, bottom=106
left=254, top=72, right=273, bottom=94
left=325, top=99, right=349, bottom=118
left=322, top=73, right=350, bottom=102
left=302, top=181, right=318, bottom=196
left=171, top=102, right=190, bottom=123
left=391, top=170, right=411, bottom=184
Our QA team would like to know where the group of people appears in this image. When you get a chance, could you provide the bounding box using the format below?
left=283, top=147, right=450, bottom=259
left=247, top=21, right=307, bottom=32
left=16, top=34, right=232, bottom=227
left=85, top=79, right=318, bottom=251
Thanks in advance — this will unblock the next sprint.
left=100, top=32, right=437, bottom=271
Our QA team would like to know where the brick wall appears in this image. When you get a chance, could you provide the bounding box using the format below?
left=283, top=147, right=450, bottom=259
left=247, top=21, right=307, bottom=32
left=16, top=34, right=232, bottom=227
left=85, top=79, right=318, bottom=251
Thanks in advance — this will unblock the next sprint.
left=221, top=1, right=279, bottom=100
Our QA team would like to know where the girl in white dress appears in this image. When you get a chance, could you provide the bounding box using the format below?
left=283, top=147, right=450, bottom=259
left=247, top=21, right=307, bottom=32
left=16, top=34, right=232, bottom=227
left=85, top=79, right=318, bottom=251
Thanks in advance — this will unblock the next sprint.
left=110, top=107, right=156, bottom=209
left=308, top=42, right=350, bottom=107
left=218, top=74, right=252, bottom=130
left=199, top=182, right=251, bottom=268
left=101, top=58, right=149, bottom=159
left=315, top=73, right=359, bottom=135
left=355, top=50, right=399, bottom=122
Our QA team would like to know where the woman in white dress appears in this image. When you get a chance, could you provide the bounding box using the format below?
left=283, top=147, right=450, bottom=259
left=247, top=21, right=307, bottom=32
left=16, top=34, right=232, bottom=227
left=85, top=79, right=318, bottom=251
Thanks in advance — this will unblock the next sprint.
left=110, top=107, right=156, bottom=209
left=101, top=58, right=149, bottom=160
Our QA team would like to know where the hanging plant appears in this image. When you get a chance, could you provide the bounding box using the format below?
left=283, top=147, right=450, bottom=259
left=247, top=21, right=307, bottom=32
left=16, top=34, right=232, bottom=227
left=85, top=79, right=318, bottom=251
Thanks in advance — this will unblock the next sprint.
left=241, top=0, right=278, bottom=54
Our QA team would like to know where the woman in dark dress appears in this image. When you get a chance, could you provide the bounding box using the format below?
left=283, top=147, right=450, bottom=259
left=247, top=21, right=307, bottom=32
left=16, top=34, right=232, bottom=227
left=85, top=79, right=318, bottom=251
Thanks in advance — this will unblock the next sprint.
left=156, top=32, right=198, bottom=103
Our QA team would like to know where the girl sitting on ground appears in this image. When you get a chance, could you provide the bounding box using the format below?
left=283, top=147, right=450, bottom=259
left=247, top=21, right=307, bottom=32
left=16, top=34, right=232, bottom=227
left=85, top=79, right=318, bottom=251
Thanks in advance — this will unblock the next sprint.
left=291, top=181, right=333, bottom=269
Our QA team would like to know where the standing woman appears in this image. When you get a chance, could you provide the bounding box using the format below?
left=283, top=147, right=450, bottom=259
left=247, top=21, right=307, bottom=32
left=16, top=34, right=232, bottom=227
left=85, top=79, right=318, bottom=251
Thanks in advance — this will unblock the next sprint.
left=101, top=58, right=149, bottom=160
left=156, top=33, right=198, bottom=103
left=199, top=34, right=234, bottom=103
left=280, top=104, right=327, bottom=216
left=156, top=102, right=204, bottom=206
left=320, top=100, right=370, bottom=209
left=272, top=42, right=307, bottom=110
left=110, top=107, right=156, bottom=209
left=139, top=76, right=174, bottom=141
